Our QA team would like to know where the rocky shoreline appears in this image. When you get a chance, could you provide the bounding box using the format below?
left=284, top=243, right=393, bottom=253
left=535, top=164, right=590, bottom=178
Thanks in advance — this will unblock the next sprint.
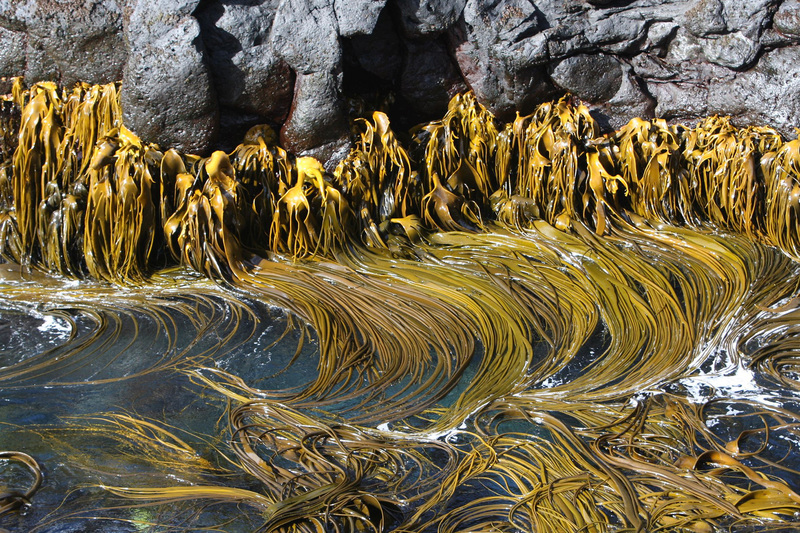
left=1, top=0, right=798, bottom=165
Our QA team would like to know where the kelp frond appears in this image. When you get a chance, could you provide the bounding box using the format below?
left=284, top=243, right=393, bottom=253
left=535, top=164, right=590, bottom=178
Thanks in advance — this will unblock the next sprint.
left=4, top=79, right=800, bottom=532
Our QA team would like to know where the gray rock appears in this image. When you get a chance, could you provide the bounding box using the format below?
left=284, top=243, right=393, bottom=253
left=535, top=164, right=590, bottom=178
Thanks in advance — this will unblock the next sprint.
left=195, top=0, right=294, bottom=122
left=348, top=9, right=403, bottom=83
left=550, top=54, right=623, bottom=103
left=699, top=31, right=760, bottom=69
left=395, top=0, right=467, bottom=37
left=583, top=9, right=649, bottom=54
left=631, top=53, right=679, bottom=80
left=774, top=0, right=800, bottom=37
left=587, top=68, right=656, bottom=130
left=708, top=45, right=800, bottom=138
left=0, top=0, right=126, bottom=87
left=681, top=0, right=726, bottom=37
left=651, top=80, right=710, bottom=121
left=401, top=36, right=468, bottom=117
left=0, top=26, right=26, bottom=89
left=665, top=28, right=707, bottom=64
left=549, top=53, right=654, bottom=130
left=451, top=0, right=555, bottom=119
left=122, top=3, right=218, bottom=154
left=641, top=21, right=679, bottom=55
left=270, top=0, right=341, bottom=74
left=280, top=71, right=350, bottom=160
left=0, top=0, right=33, bottom=31
left=0, top=0, right=797, bottom=164
left=334, top=0, right=386, bottom=36
left=269, top=0, right=353, bottom=156
left=719, top=0, right=777, bottom=38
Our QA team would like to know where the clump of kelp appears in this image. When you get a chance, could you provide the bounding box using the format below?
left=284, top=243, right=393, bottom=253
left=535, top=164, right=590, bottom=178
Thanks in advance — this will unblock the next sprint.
left=4, top=77, right=800, bottom=532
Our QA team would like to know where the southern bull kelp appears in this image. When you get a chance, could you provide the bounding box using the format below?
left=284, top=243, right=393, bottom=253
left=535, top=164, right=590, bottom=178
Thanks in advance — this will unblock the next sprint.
left=3, top=77, right=800, bottom=532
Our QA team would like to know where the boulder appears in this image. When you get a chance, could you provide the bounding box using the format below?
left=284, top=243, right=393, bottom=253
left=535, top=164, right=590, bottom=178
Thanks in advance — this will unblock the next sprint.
left=346, top=9, right=403, bottom=84
left=0, top=0, right=125, bottom=87
left=774, top=0, right=800, bottom=38
left=270, top=0, right=350, bottom=159
left=708, top=45, right=800, bottom=138
left=0, top=27, right=26, bottom=92
left=450, top=0, right=554, bottom=119
left=270, top=0, right=341, bottom=74
left=280, top=71, right=350, bottom=168
left=121, top=0, right=218, bottom=154
left=0, top=0, right=798, bottom=163
left=395, top=0, right=466, bottom=37
left=400, top=36, right=468, bottom=118
left=550, top=54, right=623, bottom=104
left=195, top=0, right=294, bottom=122
left=334, top=0, right=387, bottom=36
left=551, top=54, right=653, bottom=131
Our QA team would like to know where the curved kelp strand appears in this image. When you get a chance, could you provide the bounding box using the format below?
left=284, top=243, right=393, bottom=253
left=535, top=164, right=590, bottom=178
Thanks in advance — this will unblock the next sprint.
left=4, top=79, right=800, bottom=532
left=0, top=267, right=266, bottom=386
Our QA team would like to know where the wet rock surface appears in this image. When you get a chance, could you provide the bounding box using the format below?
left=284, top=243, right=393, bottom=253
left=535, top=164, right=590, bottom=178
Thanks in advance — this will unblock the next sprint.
left=0, top=0, right=798, bottom=160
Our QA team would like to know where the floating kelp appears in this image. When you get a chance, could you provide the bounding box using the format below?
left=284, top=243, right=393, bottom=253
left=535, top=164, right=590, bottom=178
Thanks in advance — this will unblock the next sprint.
left=3, top=78, right=800, bottom=532
left=0, top=451, right=41, bottom=516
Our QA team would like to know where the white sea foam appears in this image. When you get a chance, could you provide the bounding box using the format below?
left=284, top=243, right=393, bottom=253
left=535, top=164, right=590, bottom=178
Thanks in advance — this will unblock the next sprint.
left=37, top=314, right=72, bottom=336
left=679, top=362, right=777, bottom=406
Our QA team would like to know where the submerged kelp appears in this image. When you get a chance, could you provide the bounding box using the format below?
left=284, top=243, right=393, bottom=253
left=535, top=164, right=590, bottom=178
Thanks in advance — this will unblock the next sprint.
left=3, top=78, right=800, bottom=532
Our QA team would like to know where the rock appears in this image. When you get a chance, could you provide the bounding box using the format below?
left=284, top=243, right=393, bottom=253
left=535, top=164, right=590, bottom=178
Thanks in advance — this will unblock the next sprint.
left=682, top=0, right=726, bottom=37
left=651, top=80, right=710, bottom=121
left=774, top=0, right=800, bottom=37
left=395, top=0, right=467, bottom=37
left=641, top=21, right=679, bottom=55
left=121, top=1, right=218, bottom=154
left=334, top=0, right=386, bottom=37
left=708, top=45, right=800, bottom=138
left=346, top=9, right=403, bottom=83
left=0, top=0, right=126, bottom=87
left=400, top=36, right=467, bottom=118
left=269, top=0, right=341, bottom=74
left=631, top=53, right=679, bottom=80
left=699, top=31, right=760, bottom=69
left=719, top=0, right=777, bottom=38
left=550, top=54, right=623, bottom=103
left=0, top=26, right=25, bottom=91
left=665, top=28, right=707, bottom=64
left=450, top=0, right=555, bottom=119
left=582, top=9, right=649, bottom=54
left=195, top=0, right=294, bottom=123
left=269, top=0, right=352, bottom=156
left=550, top=54, right=653, bottom=130
left=280, top=71, right=350, bottom=162
left=0, top=0, right=797, bottom=164
left=586, top=69, right=655, bottom=131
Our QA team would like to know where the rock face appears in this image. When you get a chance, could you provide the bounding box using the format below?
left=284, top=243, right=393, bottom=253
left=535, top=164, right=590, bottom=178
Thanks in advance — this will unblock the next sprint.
left=0, top=0, right=798, bottom=159
left=122, top=0, right=218, bottom=154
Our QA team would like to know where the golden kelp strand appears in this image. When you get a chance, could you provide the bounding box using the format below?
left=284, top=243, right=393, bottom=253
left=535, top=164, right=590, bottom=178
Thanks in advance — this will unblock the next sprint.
left=335, top=112, right=417, bottom=226
left=83, top=126, right=160, bottom=282
left=13, top=80, right=61, bottom=264
left=8, top=80, right=800, bottom=275
left=6, top=79, right=800, bottom=532
left=0, top=272, right=265, bottom=387
left=763, top=135, right=800, bottom=260
left=611, top=117, right=685, bottom=223
left=0, top=450, right=42, bottom=516
left=222, top=256, right=478, bottom=424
